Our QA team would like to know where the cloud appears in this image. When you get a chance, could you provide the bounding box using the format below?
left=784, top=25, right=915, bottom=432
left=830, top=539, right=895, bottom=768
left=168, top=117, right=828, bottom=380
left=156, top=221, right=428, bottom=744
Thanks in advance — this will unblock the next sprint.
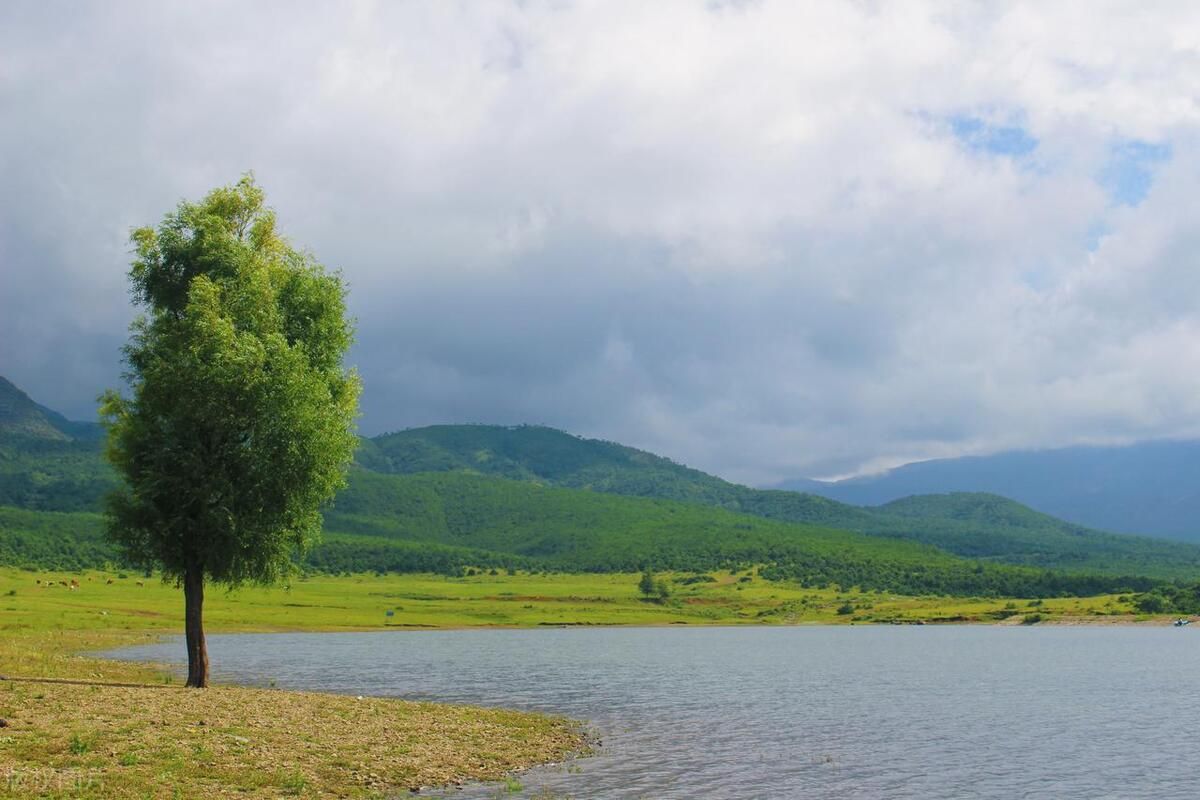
left=3, top=1, right=1200, bottom=484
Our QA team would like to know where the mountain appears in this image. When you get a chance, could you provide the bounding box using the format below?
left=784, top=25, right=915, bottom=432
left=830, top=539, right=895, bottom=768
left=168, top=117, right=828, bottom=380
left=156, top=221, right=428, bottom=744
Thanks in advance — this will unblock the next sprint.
left=0, top=377, right=113, bottom=511
left=865, top=493, right=1200, bottom=576
left=0, top=376, right=103, bottom=441
left=0, top=462, right=1156, bottom=596
left=358, top=424, right=737, bottom=502
left=777, top=441, right=1200, bottom=542
left=355, top=424, right=1200, bottom=578
left=1, top=375, right=68, bottom=440
left=310, top=469, right=1156, bottom=595
left=2, top=377, right=1198, bottom=584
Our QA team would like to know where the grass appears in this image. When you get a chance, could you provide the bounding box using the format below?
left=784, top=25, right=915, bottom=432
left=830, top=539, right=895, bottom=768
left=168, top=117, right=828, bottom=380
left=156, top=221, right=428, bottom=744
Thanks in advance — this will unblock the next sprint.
left=0, top=566, right=1148, bottom=646
left=0, top=565, right=1158, bottom=798
left=0, top=568, right=609, bottom=798
left=0, top=677, right=582, bottom=799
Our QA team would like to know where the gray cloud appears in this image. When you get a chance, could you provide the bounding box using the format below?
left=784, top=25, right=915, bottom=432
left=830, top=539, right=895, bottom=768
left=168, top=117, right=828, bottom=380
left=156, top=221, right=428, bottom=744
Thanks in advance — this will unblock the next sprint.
left=4, top=1, right=1200, bottom=484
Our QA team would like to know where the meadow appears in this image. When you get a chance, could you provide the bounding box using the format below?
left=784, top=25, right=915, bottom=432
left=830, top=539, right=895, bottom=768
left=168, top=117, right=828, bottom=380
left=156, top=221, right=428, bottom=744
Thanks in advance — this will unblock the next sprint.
left=0, top=566, right=1145, bottom=649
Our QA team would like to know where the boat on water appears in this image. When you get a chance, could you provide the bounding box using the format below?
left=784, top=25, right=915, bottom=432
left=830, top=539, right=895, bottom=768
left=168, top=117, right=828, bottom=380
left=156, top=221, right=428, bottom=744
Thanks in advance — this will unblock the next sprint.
left=1173, top=619, right=1191, bottom=627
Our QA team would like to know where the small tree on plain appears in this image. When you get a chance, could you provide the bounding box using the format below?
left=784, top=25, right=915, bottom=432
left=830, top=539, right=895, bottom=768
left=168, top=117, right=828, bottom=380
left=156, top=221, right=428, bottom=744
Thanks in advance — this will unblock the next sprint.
left=638, top=569, right=656, bottom=598
left=101, top=176, right=360, bottom=688
left=654, top=579, right=671, bottom=604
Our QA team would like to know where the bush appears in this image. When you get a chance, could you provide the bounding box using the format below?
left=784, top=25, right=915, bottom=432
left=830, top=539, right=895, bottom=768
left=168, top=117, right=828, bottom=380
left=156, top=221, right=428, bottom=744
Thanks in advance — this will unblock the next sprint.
left=836, top=602, right=855, bottom=615
left=1135, top=594, right=1167, bottom=614
left=654, top=579, right=671, bottom=603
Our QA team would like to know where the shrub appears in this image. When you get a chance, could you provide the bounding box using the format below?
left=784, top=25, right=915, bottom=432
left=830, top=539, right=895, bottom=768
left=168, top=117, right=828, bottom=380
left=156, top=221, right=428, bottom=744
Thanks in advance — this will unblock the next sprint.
left=655, top=579, right=671, bottom=603
left=1135, top=594, right=1167, bottom=614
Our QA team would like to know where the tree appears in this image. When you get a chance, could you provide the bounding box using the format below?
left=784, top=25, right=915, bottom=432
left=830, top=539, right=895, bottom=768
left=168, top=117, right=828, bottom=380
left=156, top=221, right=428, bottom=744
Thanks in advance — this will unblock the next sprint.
left=654, top=578, right=671, bottom=604
left=637, top=569, right=671, bottom=604
left=101, top=176, right=360, bottom=688
left=638, top=568, right=656, bottom=598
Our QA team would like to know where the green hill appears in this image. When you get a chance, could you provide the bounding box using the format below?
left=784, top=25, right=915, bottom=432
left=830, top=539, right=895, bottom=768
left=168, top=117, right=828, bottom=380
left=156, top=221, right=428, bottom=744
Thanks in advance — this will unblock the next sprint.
left=1, top=379, right=1197, bottom=587
left=360, top=425, right=1200, bottom=579
left=0, top=376, right=103, bottom=442
left=359, top=424, right=736, bottom=502
left=858, top=493, right=1200, bottom=577
left=313, top=469, right=1156, bottom=596
left=2, top=469, right=1156, bottom=596
left=0, top=377, right=114, bottom=512
left=0, top=376, right=72, bottom=441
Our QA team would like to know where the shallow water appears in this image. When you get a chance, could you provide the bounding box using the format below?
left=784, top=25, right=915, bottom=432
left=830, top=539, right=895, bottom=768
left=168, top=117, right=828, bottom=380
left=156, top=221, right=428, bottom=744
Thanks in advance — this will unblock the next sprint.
left=110, top=626, right=1200, bottom=799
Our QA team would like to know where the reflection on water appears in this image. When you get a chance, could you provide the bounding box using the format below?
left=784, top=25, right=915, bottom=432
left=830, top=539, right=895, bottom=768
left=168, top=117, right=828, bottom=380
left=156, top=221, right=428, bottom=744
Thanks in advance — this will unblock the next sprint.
left=110, top=626, right=1200, bottom=799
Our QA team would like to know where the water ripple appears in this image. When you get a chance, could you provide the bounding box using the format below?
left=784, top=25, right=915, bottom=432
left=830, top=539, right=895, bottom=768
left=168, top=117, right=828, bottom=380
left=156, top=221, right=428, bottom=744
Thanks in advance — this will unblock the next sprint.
left=109, top=626, right=1200, bottom=799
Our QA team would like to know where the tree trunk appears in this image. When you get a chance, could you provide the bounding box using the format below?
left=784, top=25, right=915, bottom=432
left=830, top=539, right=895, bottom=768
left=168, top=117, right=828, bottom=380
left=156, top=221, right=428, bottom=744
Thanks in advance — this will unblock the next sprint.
left=183, top=566, right=209, bottom=688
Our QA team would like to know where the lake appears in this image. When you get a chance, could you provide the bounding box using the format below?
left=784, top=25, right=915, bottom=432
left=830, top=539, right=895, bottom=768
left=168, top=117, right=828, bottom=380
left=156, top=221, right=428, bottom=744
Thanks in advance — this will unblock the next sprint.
left=109, top=626, right=1199, bottom=799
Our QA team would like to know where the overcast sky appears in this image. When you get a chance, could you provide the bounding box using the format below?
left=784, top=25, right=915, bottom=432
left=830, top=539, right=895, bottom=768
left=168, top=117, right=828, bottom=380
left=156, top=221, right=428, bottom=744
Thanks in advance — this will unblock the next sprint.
left=3, top=1, right=1200, bottom=484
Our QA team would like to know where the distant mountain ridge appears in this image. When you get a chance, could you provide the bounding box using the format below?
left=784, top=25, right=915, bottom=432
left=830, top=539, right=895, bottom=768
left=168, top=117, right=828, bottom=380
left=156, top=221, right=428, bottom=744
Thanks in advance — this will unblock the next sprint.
left=1, top=376, right=67, bottom=440
left=778, top=442, right=1200, bottom=542
left=0, top=377, right=111, bottom=512
left=0, top=376, right=103, bottom=442
left=358, top=424, right=735, bottom=502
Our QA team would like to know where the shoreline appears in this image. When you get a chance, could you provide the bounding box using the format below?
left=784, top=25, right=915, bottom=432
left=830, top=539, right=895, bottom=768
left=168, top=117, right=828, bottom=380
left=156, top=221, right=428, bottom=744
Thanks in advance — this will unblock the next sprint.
left=101, top=613, right=1200, bottom=639
left=0, top=627, right=589, bottom=798
left=1, top=564, right=1190, bottom=796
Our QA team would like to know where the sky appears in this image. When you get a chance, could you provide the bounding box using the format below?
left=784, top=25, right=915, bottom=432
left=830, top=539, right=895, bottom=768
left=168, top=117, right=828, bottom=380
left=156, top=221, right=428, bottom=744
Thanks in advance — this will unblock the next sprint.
left=3, top=1, right=1200, bottom=485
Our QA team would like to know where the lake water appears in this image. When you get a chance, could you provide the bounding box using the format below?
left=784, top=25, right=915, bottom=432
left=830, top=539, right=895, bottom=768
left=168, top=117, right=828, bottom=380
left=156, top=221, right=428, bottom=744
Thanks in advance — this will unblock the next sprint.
left=109, top=626, right=1200, bottom=799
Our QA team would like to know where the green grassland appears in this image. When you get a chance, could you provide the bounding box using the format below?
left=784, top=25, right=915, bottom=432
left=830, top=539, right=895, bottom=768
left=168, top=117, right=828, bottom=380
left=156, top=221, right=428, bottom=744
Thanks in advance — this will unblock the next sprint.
left=0, top=567, right=1142, bottom=650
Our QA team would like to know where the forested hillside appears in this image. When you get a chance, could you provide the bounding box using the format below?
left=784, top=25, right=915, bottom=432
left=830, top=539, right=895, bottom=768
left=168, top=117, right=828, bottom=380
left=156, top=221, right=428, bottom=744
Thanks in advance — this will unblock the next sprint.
left=1, top=467, right=1159, bottom=596
left=358, top=425, right=1200, bottom=578
left=2, top=378, right=1198, bottom=591
left=0, top=377, right=115, bottom=510
left=315, top=469, right=1158, bottom=596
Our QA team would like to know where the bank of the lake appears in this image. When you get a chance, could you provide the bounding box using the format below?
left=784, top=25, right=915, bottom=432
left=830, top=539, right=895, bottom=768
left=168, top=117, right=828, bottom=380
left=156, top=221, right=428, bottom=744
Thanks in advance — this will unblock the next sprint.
left=0, top=653, right=584, bottom=799
left=0, top=566, right=1180, bottom=797
left=0, top=575, right=590, bottom=798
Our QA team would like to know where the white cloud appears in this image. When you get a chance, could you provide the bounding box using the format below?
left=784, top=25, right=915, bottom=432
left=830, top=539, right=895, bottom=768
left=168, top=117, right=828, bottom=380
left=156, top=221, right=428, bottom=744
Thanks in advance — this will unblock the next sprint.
left=2, top=0, right=1200, bottom=483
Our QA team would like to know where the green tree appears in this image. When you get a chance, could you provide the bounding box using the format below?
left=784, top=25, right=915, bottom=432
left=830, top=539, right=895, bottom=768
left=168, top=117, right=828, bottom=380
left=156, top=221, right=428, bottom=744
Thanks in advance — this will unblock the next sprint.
left=638, top=568, right=656, bottom=598
left=654, top=578, right=671, bottom=604
left=101, top=176, right=360, bottom=687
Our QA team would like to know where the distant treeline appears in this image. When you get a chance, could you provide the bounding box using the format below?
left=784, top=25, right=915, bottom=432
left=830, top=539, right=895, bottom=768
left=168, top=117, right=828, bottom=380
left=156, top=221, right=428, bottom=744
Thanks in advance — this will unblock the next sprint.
left=1132, top=583, right=1200, bottom=615
left=0, top=495, right=1166, bottom=599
